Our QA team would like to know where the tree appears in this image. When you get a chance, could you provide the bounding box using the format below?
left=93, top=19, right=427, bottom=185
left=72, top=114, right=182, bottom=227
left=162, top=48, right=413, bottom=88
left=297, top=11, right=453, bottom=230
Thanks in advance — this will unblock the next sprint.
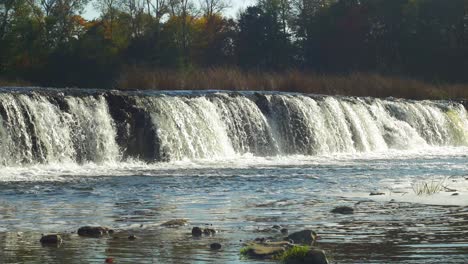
left=26, top=0, right=90, bottom=47
left=200, top=0, right=228, bottom=18
left=167, top=0, right=196, bottom=67
left=94, top=0, right=119, bottom=39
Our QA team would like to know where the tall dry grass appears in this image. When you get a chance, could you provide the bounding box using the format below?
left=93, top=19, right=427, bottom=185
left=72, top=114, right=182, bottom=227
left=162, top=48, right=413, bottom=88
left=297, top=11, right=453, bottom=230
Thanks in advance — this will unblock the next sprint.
left=0, top=78, right=32, bottom=87
left=116, top=66, right=468, bottom=100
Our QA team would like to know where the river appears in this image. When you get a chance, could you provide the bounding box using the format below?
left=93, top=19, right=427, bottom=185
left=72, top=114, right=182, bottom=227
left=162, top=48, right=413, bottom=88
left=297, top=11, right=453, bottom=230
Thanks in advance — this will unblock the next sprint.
left=0, top=88, right=467, bottom=263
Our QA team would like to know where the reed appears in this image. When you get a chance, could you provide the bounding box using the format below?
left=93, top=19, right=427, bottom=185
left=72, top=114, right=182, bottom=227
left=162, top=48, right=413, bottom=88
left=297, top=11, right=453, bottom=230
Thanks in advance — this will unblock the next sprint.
left=0, top=78, right=32, bottom=87
left=116, top=67, right=468, bottom=100
left=411, top=177, right=447, bottom=196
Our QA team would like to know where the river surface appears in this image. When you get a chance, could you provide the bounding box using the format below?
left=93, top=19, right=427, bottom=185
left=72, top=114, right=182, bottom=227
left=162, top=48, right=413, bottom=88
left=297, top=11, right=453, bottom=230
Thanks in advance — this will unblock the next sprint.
left=0, top=89, right=468, bottom=263
left=1, top=148, right=468, bottom=264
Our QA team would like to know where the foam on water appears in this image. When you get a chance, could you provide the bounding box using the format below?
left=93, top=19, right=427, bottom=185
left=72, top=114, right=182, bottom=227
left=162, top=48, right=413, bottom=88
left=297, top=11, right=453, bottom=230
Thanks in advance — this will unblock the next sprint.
left=0, top=146, right=466, bottom=206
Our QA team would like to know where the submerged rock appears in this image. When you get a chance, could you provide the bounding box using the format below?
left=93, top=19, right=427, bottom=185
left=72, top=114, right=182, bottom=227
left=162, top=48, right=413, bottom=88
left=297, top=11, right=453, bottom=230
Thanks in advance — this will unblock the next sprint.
left=40, top=234, right=63, bottom=244
left=331, top=206, right=354, bottom=214
left=287, top=230, right=317, bottom=245
left=128, top=235, right=137, bottom=240
left=192, top=227, right=203, bottom=237
left=281, top=228, right=289, bottom=235
left=203, top=228, right=216, bottom=236
left=370, top=192, right=385, bottom=196
left=77, top=226, right=114, bottom=237
left=210, top=243, right=222, bottom=250
left=161, top=219, right=188, bottom=227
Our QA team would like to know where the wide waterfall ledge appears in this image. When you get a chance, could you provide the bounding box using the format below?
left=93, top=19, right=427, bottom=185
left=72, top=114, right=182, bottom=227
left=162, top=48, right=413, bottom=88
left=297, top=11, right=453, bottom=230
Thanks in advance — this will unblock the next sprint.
left=0, top=88, right=467, bottom=166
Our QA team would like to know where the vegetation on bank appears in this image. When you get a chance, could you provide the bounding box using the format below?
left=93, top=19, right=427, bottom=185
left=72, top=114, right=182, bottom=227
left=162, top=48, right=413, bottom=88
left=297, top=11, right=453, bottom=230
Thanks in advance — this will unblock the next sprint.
left=0, top=78, right=31, bottom=87
left=1, top=0, right=468, bottom=98
left=2, top=68, right=468, bottom=100
left=117, top=68, right=468, bottom=100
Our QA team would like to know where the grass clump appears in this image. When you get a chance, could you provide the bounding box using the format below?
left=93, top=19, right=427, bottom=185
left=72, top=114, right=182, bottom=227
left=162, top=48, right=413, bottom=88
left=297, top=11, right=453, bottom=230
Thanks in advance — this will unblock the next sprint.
left=239, top=246, right=252, bottom=256
left=411, top=177, right=447, bottom=196
left=276, top=245, right=311, bottom=263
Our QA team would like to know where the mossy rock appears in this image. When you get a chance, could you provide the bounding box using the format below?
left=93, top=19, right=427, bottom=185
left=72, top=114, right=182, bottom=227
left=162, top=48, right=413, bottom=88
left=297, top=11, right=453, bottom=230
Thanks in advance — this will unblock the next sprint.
left=281, top=246, right=329, bottom=264
left=241, top=241, right=293, bottom=259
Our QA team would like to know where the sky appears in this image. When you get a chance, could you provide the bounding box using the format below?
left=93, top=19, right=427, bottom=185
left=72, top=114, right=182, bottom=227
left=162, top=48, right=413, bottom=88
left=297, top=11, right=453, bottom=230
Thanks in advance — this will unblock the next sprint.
left=83, top=0, right=257, bottom=20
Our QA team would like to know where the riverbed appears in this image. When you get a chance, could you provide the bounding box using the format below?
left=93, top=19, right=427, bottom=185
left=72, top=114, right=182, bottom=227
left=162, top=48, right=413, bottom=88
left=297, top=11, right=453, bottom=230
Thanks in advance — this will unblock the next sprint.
left=1, top=148, right=467, bottom=263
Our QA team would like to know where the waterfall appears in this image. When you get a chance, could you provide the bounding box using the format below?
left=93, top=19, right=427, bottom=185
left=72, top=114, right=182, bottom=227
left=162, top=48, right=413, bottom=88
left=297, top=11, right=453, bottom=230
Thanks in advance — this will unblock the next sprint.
left=0, top=92, right=119, bottom=166
left=0, top=90, right=467, bottom=165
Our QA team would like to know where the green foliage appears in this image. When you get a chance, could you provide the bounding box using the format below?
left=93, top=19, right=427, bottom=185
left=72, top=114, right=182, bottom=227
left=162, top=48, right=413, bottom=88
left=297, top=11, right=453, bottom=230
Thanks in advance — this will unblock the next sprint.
left=276, top=245, right=311, bottom=263
left=239, top=246, right=252, bottom=256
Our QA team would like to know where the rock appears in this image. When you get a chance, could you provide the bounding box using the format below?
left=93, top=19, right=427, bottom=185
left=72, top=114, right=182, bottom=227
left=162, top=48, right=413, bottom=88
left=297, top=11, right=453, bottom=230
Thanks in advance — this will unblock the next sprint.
left=210, top=243, right=222, bottom=250
left=242, top=241, right=293, bottom=259
left=452, top=193, right=459, bottom=196
left=331, top=206, right=354, bottom=214
left=77, top=226, right=114, bottom=237
left=272, top=225, right=281, bottom=229
left=281, top=228, right=289, bottom=235
left=203, top=228, right=216, bottom=236
left=128, top=235, right=137, bottom=240
left=370, top=192, right=385, bottom=196
left=283, top=247, right=329, bottom=264
left=40, top=234, right=63, bottom=244
left=287, top=230, right=317, bottom=245
left=255, top=237, right=274, bottom=243
left=302, top=248, right=329, bottom=264
left=161, top=219, right=188, bottom=227
left=192, top=227, right=203, bottom=237
left=255, top=237, right=266, bottom=242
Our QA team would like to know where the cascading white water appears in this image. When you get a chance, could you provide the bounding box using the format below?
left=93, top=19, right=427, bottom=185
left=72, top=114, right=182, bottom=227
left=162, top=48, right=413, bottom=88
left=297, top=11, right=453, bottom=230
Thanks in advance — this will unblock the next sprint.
left=210, top=94, right=279, bottom=156
left=65, top=96, right=120, bottom=163
left=0, top=93, right=119, bottom=166
left=136, top=96, right=235, bottom=160
left=0, top=90, right=467, bottom=165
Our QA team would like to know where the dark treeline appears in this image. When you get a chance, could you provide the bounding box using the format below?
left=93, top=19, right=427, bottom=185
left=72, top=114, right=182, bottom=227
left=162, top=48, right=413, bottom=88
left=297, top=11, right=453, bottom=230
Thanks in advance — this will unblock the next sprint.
left=1, top=0, right=468, bottom=89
